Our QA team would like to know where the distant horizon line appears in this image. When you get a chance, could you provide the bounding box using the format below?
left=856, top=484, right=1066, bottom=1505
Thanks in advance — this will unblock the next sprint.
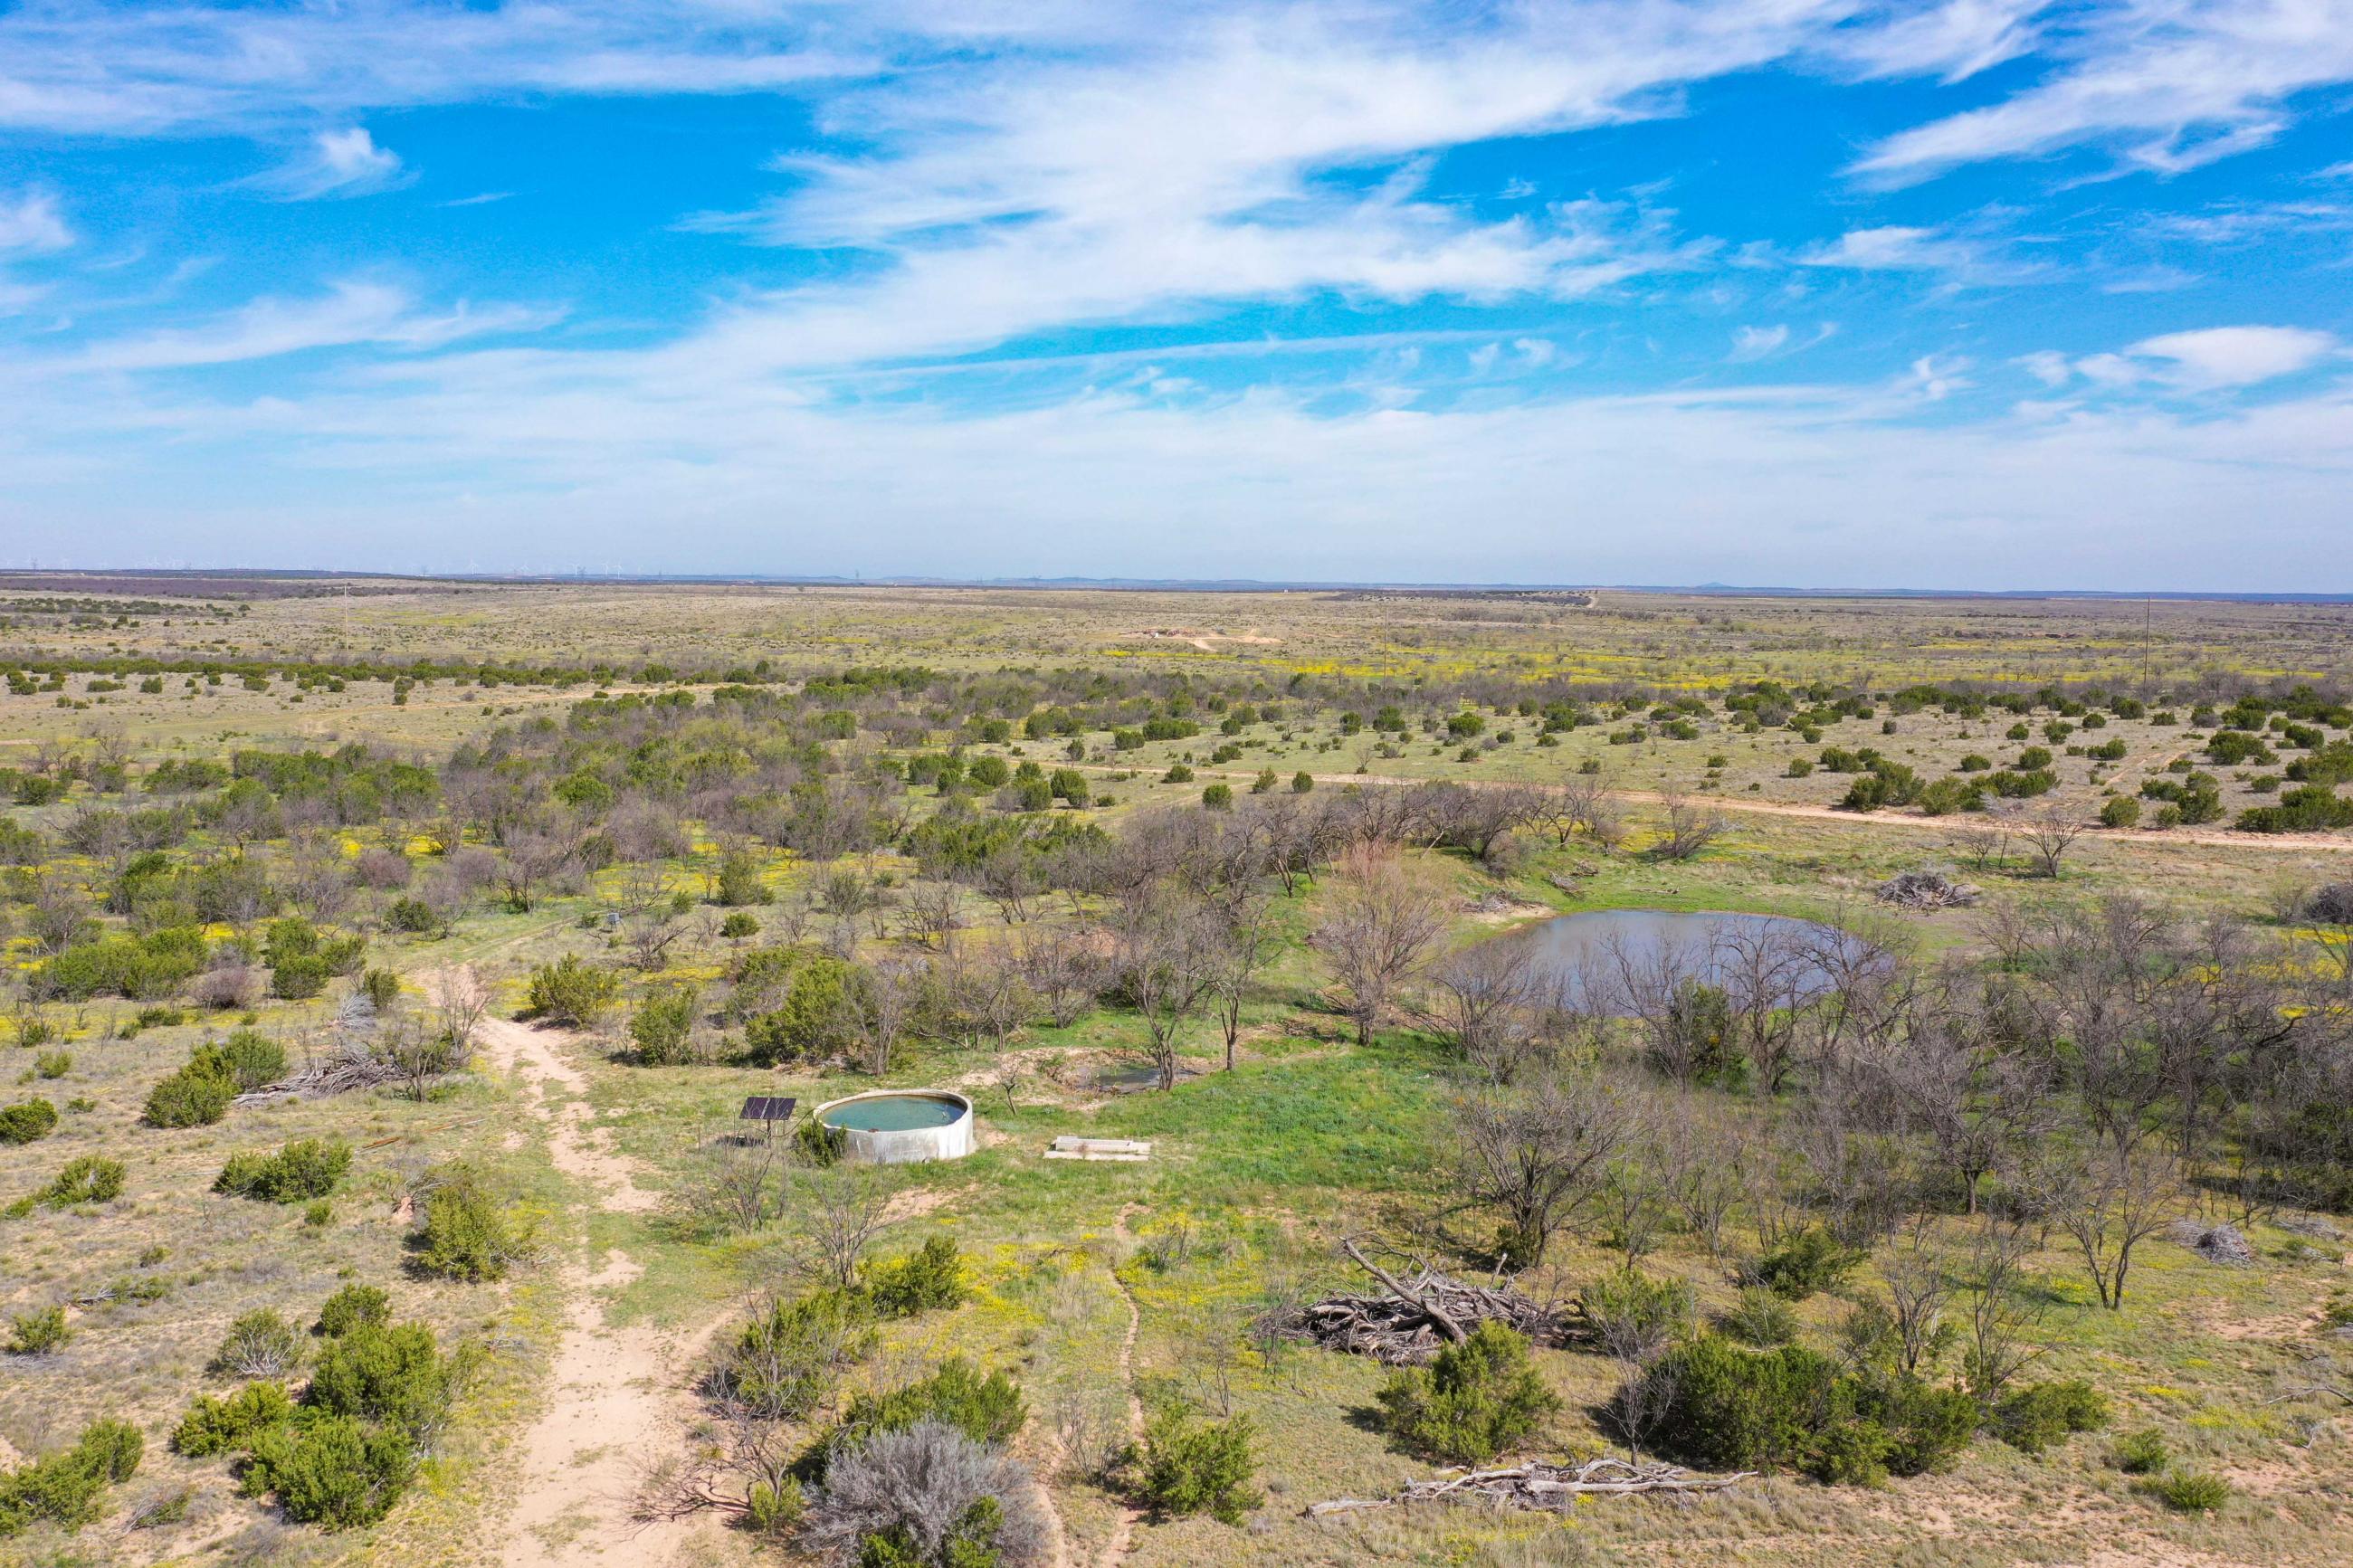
left=2, top=566, right=2349, bottom=605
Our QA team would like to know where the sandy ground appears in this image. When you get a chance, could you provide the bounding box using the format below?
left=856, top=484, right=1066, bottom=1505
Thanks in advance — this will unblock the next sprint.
left=465, top=985, right=725, bottom=1568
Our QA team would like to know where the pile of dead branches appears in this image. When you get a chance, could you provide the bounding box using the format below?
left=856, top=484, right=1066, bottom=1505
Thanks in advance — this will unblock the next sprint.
left=234, top=1033, right=404, bottom=1104
left=234, top=994, right=403, bottom=1104
left=1309, top=1457, right=1751, bottom=1516
left=1875, top=869, right=1979, bottom=910
left=1276, top=1241, right=1565, bottom=1365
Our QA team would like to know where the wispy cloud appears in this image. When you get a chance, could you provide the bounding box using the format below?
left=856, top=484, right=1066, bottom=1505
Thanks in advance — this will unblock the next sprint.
left=69, top=280, right=553, bottom=371
left=258, top=128, right=410, bottom=200
left=0, top=189, right=73, bottom=253
left=1854, top=0, right=2353, bottom=183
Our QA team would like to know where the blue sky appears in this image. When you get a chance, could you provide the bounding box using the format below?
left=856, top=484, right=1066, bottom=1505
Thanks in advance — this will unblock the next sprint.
left=1, top=0, right=2348, bottom=589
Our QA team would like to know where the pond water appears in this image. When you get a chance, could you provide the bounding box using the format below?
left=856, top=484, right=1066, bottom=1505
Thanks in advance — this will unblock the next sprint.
left=819, top=1094, right=967, bottom=1132
left=1500, top=909, right=1873, bottom=1003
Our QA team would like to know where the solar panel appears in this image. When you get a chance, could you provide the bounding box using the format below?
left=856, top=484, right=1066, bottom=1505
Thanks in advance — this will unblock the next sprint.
left=738, top=1096, right=798, bottom=1123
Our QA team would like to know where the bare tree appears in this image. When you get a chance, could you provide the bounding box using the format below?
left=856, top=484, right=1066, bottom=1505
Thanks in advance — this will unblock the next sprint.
left=2015, top=801, right=2090, bottom=879
left=1014, top=924, right=1102, bottom=1029
left=1950, top=819, right=2010, bottom=872
left=1648, top=790, right=1727, bottom=862
left=1878, top=1227, right=1957, bottom=1374
left=1110, top=882, right=1221, bottom=1088
left=1656, top=1098, right=1746, bottom=1259
left=1205, top=891, right=1275, bottom=1072
left=794, top=1164, right=896, bottom=1291
left=1310, top=841, right=1446, bottom=1044
left=855, top=959, right=921, bottom=1078
left=1960, top=1218, right=2047, bottom=1400
left=2047, top=1145, right=2178, bottom=1310
left=900, top=880, right=966, bottom=952
left=1430, top=937, right=1541, bottom=1080
left=674, top=1122, right=789, bottom=1235
left=1453, top=1069, right=1631, bottom=1267
left=431, top=968, right=490, bottom=1068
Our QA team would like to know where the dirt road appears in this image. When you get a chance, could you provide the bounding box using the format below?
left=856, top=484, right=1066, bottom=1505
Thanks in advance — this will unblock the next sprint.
left=465, top=986, right=721, bottom=1568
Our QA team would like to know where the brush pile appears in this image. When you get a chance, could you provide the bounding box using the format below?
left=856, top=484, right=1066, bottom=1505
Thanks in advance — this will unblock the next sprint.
left=234, top=994, right=405, bottom=1104
left=1875, top=869, right=1980, bottom=910
left=1308, top=1457, right=1751, bottom=1516
left=1277, top=1241, right=1565, bottom=1365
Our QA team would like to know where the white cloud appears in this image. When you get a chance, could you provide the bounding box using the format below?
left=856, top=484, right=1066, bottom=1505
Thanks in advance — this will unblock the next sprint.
left=261, top=128, right=409, bottom=200
left=1729, top=324, right=1790, bottom=361
left=12, top=347, right=2352, bottom=588
left=0, top=190, right=72, bottom=253
left=2128, top=325, right=2338, bottom=387
left=1855, top=0, right=2353, bottom=183
left=2021, top=325, right=2340, bottom=394
left=1829, top=0, right=2047, bottom=83
left=70, top=280, right=552, bottom=371
left=1797, top=223, right=2038, bottom=285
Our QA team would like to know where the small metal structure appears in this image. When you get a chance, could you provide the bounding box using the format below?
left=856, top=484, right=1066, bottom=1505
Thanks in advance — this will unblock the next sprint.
left=738, top=1095, right=797, bottom=1143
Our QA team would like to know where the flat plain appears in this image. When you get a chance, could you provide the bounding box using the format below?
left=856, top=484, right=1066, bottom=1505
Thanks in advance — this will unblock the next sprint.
left=2, top=575, right=2350, bottom=1568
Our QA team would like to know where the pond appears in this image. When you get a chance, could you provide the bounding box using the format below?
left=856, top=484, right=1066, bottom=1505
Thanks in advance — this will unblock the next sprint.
left=1498, top=908, right=1877, bottom=1004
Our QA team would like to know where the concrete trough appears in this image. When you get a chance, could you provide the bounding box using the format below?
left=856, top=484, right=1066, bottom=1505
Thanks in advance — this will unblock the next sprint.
left=814, top=1089, right=976, bottom=1165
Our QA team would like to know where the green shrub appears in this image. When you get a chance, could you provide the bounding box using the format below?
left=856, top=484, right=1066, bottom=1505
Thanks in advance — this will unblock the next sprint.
left=799, top=1359, right=1026, bottom=1481
left=1200, top=783, right=1233, bottom=811
left=715, top=852, right=771, bottom=908
left=526, top=954, right=619, bottom=1028
left=142, top=1060, right=235, bottom=1127
left=411, top=1164, right=528, bottom=1281
left=719, top=911, right=761, bottom=941
left=0, top=1419, right=142, bottom=1538
left=863, top=1237, right=968, bottom=1320
left=628, top=984, right=700, bottom=1065
left=2101, top=795, right=2142, bottom=829
left=2148, top=1470, right=2230, bottom=1514
left=361, top=968, right=402, bottom=1011
left=33, top=1050, right=69, bottom=1079
left=271, top=953, right=332, bottom=1000
left=742, top=957, right=860, bottom=1065
left=711, top=1289, right=877, bottom=1421
left=1756, top=1228, right=1861, bottom=1300
left=2114, top=1429, right=2168, bottom=1475
left=1644, top=1335, right=1841, bottom=1474
left=316, top=1284, right=392, bottom=1338
left=1859, top=1375, right=1979, bottom=1478
left=1993, top=1380, right=2109, bottom=1454
left=743, top=1475, right=805, bottom=1536
left=307, top=1320, right=458, bottom=1437
left=41, top=1155, right=125, bottom=1206
left=1573, top=1270, right=1695, bottom=1358
left=214, top=1137, right=351, bottom=1202
left=242, top=1414, right=415, bottom=1530
left=386, top=898, right=439, bottom=934
left=1719, top=1287, right=1800, bottom=1347
left=213, top=1308, right=304, bottom=1378
left=1374, top=1321, right=1562, bottom=1466
left=1646, top=1334, right=1981, bottom=1485
left=1130, top=1406, right=1259, bottom=1524
left=0, top=1098, right=59, bottom=1145
left=173, top=1382, right=298, bottom=1457
left=7, top=1306, right=71, bottom=1355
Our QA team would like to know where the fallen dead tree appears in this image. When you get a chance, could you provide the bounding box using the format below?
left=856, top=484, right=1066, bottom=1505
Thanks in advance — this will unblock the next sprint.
left=1274, top=1240, right=1565, bottom=1365
left=1309, top=1457, right=1752, bottom=1516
